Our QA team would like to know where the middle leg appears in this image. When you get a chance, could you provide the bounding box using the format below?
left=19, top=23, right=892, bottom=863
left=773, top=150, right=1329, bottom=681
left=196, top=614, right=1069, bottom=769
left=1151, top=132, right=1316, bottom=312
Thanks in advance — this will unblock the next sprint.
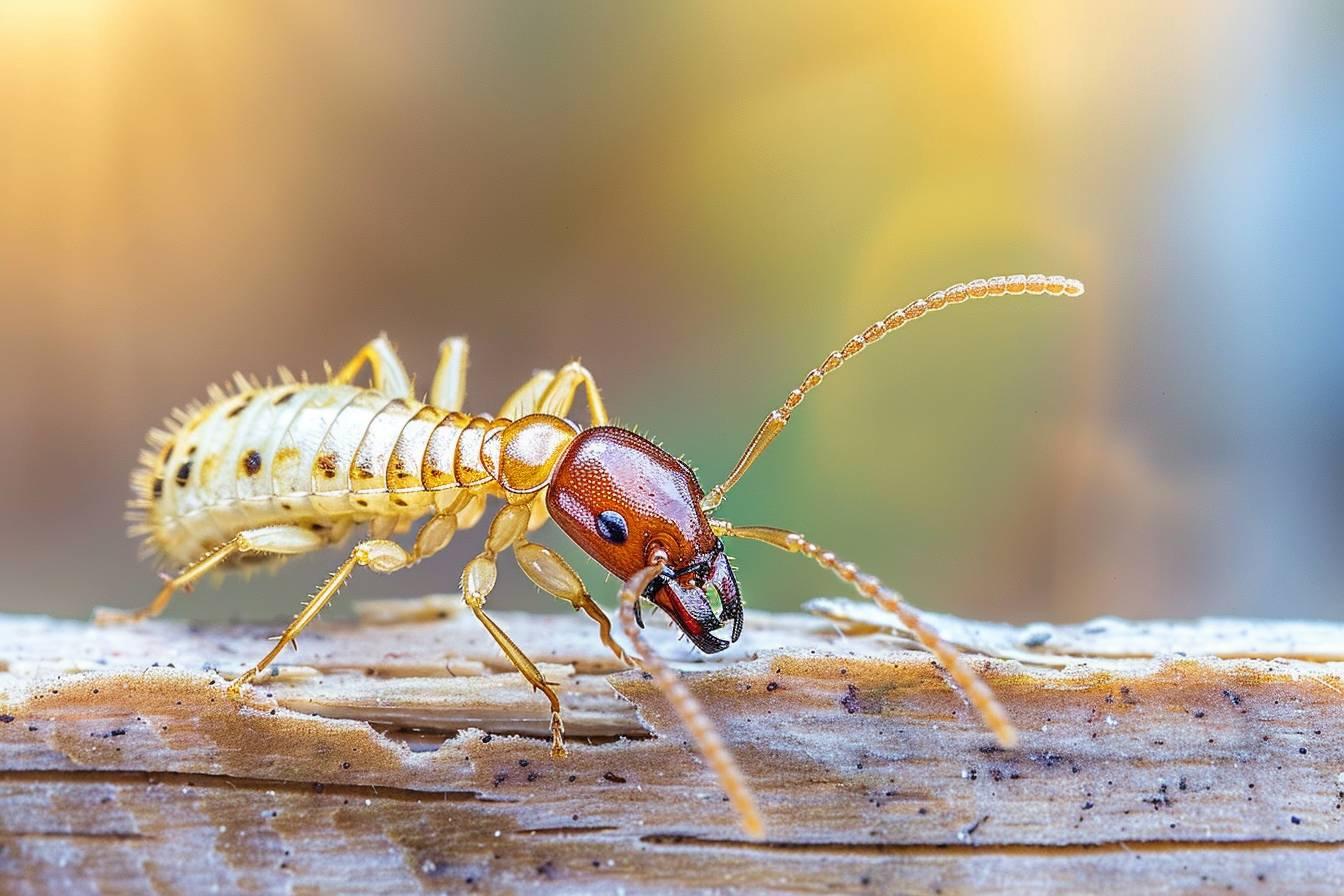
left=514, top=539, right=635, bottom=666
left=537, top=360, right=609, bottom=425
left=460, top=502, right=571, bottom=757
left=430, top=337, right=470, bottom=411
left=497, top=369, right=556, bottom=419
left=330, top=334, right=413, bottom=399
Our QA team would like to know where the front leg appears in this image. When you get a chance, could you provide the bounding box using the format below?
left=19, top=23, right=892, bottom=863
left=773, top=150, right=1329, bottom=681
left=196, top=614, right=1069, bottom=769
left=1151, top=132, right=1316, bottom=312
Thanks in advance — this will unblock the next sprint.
left=514, top=539, right=634, bottom=667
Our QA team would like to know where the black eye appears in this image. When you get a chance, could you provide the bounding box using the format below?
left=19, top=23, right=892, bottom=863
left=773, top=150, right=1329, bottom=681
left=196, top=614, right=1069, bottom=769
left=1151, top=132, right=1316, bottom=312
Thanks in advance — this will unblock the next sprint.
left=595, top=510, right=628, bottom=544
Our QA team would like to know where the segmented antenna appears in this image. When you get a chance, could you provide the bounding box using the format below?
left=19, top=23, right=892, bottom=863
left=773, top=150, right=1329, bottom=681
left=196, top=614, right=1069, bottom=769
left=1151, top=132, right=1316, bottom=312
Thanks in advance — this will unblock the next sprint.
left=617, top=565, right=765, bottom=840
left=703, top=274, right=1086, bottom=511
left=712, top=520, right=1018, bottom=749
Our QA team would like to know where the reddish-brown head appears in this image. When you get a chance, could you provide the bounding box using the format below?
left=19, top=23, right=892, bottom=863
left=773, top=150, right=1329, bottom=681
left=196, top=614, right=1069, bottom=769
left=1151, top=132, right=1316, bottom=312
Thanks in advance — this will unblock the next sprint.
left=546, top=427, right=742, bottom=653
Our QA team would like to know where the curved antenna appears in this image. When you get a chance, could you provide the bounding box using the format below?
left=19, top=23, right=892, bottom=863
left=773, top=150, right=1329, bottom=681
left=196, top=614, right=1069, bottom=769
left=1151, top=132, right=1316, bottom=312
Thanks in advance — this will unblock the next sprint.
left=618, top=564, right=766, bottom=840
left=701, top=274, right=1086, bottom=512
left=712, top=520, right=1018, bottom=749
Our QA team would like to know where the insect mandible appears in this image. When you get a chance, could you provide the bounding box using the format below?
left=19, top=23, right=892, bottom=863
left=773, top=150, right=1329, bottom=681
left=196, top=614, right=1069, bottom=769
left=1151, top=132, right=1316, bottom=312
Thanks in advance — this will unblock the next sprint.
left=111, top=273, right=1085, bottom=839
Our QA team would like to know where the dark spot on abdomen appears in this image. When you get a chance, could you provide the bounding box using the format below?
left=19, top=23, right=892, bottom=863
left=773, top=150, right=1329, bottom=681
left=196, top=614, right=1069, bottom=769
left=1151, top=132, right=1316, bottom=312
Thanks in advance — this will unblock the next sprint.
left=242, top=449, right=262, bottom=476
left=316, top=452, right=338, bottom=479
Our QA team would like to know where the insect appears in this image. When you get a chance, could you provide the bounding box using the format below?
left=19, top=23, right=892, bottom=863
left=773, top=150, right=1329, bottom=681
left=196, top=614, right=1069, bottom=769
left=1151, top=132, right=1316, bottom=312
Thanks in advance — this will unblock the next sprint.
left=113, top=272, right=1084, bottom=840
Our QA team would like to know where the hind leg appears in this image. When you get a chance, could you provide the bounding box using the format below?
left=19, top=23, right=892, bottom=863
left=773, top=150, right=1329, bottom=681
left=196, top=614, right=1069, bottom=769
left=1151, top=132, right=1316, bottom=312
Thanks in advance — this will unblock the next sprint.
left=97, top=526, right=326, bottom=625
left=228, top=539, right=412, bottom=698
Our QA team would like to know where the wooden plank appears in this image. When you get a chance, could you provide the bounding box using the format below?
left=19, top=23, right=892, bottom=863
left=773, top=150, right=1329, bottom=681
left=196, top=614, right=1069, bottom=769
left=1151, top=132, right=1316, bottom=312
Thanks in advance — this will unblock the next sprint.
left=2, top=596, right=1343, bottom=894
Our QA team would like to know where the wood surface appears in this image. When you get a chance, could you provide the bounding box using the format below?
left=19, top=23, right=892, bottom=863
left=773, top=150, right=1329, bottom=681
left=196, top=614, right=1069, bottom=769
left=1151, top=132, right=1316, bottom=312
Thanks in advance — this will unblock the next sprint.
left=2, top=595, right=1343, bottom=895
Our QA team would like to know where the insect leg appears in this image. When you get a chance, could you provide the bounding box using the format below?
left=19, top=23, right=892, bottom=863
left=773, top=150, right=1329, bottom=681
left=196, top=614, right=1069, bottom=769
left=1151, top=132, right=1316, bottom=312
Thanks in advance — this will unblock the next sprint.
left=617, top=564, right=765, bottom=840
left=710, top=519, right=1018, bottom=749
left=410, top=490, right=475, bottom=562
left=430, top=337, right=470, bottom=410
left=536, top=361, right=609, bottom=426
left=95, top=526, right=326, bottom=625
left=227, top=538, right=412, bottom=699
left=701, top=274, right=1085, bottom=512
left=468, top=604, right=567, bottom=756
left=411, top=511, right=457, bottom=561
left=456, top=492, right=489, bottom=529
left=460, top=503, right=571, bottom=756
left=329, top=334, right=413, bottom=399
left=525, top=496, right=551, bottom=533
left=497, top=369, right=557, bottom=419
left=514, top=539, right=635, bottom=666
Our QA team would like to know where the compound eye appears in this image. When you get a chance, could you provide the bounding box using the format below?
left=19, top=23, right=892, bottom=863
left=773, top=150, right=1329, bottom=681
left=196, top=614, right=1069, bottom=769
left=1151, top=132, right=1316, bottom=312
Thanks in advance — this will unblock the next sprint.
left=595, top=510, right=629, bottom=544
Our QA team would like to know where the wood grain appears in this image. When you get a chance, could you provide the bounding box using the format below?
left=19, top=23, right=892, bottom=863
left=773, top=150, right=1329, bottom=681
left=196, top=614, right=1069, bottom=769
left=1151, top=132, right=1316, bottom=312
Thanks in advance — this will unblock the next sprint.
left=2, top=595, right=1343, bottom=895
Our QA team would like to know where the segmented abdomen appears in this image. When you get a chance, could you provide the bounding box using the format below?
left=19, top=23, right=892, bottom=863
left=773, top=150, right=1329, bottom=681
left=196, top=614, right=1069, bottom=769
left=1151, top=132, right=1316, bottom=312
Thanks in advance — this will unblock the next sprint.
left=131, top=379, right=503, bottom=566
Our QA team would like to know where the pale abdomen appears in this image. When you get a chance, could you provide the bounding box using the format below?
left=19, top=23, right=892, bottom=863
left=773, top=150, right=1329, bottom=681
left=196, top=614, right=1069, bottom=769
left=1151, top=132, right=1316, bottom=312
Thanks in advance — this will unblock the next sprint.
left=131, top=381, right=501, bottom=566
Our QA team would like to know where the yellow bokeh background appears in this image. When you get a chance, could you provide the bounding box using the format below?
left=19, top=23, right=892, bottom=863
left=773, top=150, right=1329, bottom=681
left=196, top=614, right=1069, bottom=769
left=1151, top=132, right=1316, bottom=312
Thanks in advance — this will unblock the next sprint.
left=2, top=3, right=1340, bottom=626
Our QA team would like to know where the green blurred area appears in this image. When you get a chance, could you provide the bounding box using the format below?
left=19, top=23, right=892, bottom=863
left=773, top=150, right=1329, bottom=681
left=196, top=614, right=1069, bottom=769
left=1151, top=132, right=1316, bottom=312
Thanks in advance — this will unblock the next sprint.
left=2, top=2, right=1341, bottom=625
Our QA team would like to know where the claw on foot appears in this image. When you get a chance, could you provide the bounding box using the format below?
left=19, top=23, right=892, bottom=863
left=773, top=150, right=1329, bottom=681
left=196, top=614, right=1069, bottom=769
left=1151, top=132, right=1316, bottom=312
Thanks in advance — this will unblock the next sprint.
left=226, top=671, right=257, bottom=702
left=550, top=714, right=567, bottom=759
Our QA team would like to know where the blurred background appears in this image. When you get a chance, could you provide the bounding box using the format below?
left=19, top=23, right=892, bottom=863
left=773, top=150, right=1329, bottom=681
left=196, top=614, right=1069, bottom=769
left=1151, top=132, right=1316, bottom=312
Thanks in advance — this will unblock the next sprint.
left=1, top=2, right=1340, bottom=626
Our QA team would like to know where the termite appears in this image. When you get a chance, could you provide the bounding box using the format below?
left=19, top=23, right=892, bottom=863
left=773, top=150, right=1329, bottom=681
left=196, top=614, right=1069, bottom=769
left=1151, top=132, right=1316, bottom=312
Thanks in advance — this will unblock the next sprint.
left=111, top=273, right=1084, bottom=840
